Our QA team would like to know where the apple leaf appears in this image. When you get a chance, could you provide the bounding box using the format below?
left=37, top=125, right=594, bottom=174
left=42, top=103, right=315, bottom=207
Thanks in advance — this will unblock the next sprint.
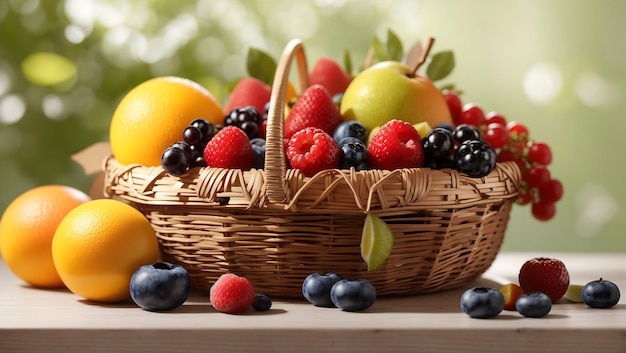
left=426, top=50, right=455, bottom=81
left=386, top=29, right=403, bottom=62
left=247, top=48, right=277, bottom=86
left=372, top=36, right=388, bottom=62
left=344, top=49, right=353, bottom=76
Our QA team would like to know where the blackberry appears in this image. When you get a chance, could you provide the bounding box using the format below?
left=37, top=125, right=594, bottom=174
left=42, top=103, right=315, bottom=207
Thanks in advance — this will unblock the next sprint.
left=224, top=106, right=262, bottom=139
left=453, top=124, right=482, bottom=144
left=454, top=140, right=497, bottom=178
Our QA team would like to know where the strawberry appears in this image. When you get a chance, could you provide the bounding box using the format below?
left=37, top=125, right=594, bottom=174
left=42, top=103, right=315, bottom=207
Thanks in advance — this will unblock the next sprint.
left=309, top=57, right=352, bottom=97
left=209, top=273, right=256, bottom=314
left=286, top=127, right=339, bottom=176
left=203, top=126, right=253, bottom=170
left=224, top=77, right=271, bottom=114
left=518, top=257, right=570, bottom=303
left=367, top=119, right=425, bottom=170
left=284, top=84, right=344, bottom=139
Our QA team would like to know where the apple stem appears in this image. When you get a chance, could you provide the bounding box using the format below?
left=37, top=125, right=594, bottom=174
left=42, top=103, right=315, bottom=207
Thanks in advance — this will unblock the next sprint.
left=410, top=37, right=435, bottom=77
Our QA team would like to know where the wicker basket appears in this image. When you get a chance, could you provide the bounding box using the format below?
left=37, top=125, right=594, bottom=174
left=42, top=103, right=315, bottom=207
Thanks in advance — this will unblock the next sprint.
left=103, top=39, right=521, bottom=298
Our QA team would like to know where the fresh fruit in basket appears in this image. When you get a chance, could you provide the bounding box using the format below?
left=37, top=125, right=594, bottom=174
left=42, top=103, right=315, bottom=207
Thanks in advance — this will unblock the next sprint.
left=130, top=262, right=192, bottom=312
left=109, top=76, right=224, bottom=167
left=284, top=84, right=344, bottom=138
left=0, top=185, right=90, bottom=288
left=518, top=257, right=570, bottom=303
left=224, top=77, right=271, bottom=115
left=367, top=119, right=425, bottom=170
left=203, top=126, right=254, bottom=170
left=286, top=127, right=340, bottom=176
left=309, top=56, right=353, bottom=97
left=52, top=199, right=160, bottom=303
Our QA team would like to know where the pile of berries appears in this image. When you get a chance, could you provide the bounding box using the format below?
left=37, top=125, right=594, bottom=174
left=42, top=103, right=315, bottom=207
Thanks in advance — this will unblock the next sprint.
left=443, top=90, right=563, bottom=221
left=160, top=75, right=562, bottom=222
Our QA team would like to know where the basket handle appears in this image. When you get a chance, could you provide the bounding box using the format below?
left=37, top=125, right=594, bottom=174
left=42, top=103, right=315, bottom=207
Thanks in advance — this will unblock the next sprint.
left=264, top=39, right=309, bottom=204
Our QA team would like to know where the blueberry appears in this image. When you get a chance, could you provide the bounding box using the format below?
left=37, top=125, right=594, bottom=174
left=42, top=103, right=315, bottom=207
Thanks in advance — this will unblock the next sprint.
left=339, top=141, right=369, bottom=171
left=130, top=262, right=191, bottom=312
left=337, top=137, right=363, bottom=146
left=454, top=140, right=497, bottom=178
left=330, top=279, right=376, bottom=312
left=302, top=273, right=344, bottom=307
left=460, top=287, right=504, bottom=319
left=453, top=124, right=482, bottom=144
left=435, top=122, right=455, bottom=132
left=515, top=291, right=552, bottom=318
left=333, top=121, right=368, bottom=144
left=250, top=138, right=266, bottom=170
left=582, top=279, right=620, bottom=308
left=252, top=293, right=272, bottom=312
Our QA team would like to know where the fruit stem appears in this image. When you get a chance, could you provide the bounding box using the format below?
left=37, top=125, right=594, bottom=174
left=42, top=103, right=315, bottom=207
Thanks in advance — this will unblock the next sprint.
left=410, top=37, right=435, bottom=77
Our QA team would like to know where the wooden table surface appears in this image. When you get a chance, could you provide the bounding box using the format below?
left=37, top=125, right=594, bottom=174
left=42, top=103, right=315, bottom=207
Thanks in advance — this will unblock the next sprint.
left=1, top=252, right=625, bottom=353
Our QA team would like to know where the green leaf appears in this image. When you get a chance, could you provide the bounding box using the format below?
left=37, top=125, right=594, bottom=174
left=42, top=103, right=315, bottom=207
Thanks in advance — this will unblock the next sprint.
left=426, top=50, right=455, bottom=81
left=372, top=36, right=389, bottom=62
left=246, top=48, right=277, bottom=86
left=344, top=49, right=353, bottom=76
left=386, top=29, right=403, bottom=62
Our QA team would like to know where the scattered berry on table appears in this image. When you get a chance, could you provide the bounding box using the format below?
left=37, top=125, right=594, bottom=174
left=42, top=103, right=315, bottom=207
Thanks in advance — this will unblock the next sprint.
left=302, top=273, right=344, bottom=307
left=367, top=119, right=425, bottom=170
left=518, top=257, right=570, bottom=303
left=330, top=279, right=377, bottom=312
left=284, top=84, right=344, bottom=139
left=252, top=293, right=273, bottom=312
left=582, top=278, right=621, bottom=308
left=209, top=273, right=256, bottom=314
left=499, top=283, right=525, bottom=311
left=130, top=262, right=191, bottom=312
left=515, top=291, right=552, bottom=318
left=286, top=127, right=340, bottom=176
left=460, top=287, right=504, bottom=319
left=203, top=126, right=253, bottom=170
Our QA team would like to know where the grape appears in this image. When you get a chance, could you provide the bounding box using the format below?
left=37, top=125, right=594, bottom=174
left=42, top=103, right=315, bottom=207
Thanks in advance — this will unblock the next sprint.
left=423, top=128, right=455, bottom=168
left=161, top=146, right=190, bottom=176
left=190, top=118, right=215, bottom=143
left=453, top=124, right=482, bottom=144
left=224, top=106, right=261, bottom=139
left=183, top=126, right=203, bottom=145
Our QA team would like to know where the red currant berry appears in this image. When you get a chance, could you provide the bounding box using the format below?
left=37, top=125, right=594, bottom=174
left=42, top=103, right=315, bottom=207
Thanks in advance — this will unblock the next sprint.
left=524, top=165, right=551, bottom=188
left=498, top=149, right=527, bottom=172
left=443, top=90, right=462, bottom=121
left=506, top=121, right=529, bottom=142
left=528, top=141, right=552, bottom=166
left=539, top=178, right=563, bottom=203
left=532, top=200, right=556, bottom=221
left=457, top=103, right=486, bottom=127
left=486, top=112, right=507, bottom=126
left=517, top=188, right=534, bottom=205
left=484, top=123, right=510, bottom=149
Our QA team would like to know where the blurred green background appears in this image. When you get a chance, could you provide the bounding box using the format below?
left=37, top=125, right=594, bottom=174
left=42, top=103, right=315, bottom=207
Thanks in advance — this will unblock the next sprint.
left=1, top=0, right=624, bottom=252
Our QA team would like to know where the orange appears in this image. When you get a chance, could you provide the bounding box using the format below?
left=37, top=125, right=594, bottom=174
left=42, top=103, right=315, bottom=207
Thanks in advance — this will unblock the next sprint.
left=109, top=76, right=225, bottom=167
left=499, top=283, right=525, bottom=311
left=52, top=199, right=159, bottom=302
left=0, top=185, right=91, bottom=288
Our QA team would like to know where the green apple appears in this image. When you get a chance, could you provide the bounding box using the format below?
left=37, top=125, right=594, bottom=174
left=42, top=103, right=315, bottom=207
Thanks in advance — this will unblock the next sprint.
left=340, top=61, right=452, bottom=132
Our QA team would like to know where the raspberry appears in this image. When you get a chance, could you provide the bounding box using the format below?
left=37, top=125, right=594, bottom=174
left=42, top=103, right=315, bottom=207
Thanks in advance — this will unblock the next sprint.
left=203, top=126, right=253, bottom=170
left=209, top=273, right=256, bottom=314
left=518, top=257, right=570, bottom=303
left=367, top=119, right=424, bottom=170
left=286, top=127, right=339, bottom=176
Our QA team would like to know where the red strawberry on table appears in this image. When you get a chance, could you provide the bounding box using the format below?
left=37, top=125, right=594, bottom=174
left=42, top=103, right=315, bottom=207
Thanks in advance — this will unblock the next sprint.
left=367, top=119, right=425, bottom=170
left=209, top=273, right=256, bottom=314
left=518, top=257, right=570, bottom=302
left=286, top=127, right=339, bottom=176
left=309, top=57, right=352, bottom=97
left=224, top=77, right=271, bottom=114
left=203, top=126, right=253, bottom=170
left=284, top=84, right=344, bottom=139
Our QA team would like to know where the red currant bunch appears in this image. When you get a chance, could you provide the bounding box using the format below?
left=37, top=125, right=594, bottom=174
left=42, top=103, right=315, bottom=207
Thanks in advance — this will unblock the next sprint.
left=442, top=90, right=563, bottom=221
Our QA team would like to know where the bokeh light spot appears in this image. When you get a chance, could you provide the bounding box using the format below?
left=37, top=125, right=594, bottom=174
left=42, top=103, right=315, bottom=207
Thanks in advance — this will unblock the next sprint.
left=42, top=94, right=67, bottom=120
left=523, top=62, right=562, bottom=105
left=575, top=183, right=619, bottom=238
left=0, top=94, right=26, bottom=124
left=21, top=52, right=77, bottom=87
left=575, top=72, right=619, bottom=109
